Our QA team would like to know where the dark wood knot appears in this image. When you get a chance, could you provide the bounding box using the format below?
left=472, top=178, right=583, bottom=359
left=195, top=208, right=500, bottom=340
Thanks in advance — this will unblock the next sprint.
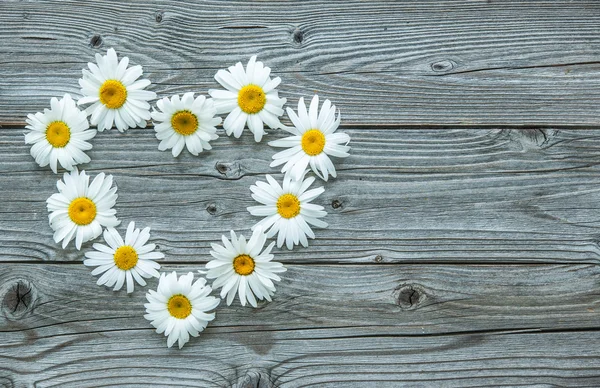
left=3, top=280, right=35, bottom=318
left=155, top=10, right=164, bottom=23
left=90, top=34, right=103, bottom=48
left=393, top=284, right=424, bottom=310
left=215, top=161, right=242, bottom=179
left=206, top=203, right=218, bottom=215
left=430, top=60, right=454, bottom=73
left=331, top=199, right=343, bottom=209
left=292, top=28, right=304, bottom=45
left=236, top=371, right=272, bottom=388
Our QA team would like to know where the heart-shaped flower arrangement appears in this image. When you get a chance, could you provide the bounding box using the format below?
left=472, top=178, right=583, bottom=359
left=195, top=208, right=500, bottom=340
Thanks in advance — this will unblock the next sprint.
left=25, top=49, right=351, bottom=349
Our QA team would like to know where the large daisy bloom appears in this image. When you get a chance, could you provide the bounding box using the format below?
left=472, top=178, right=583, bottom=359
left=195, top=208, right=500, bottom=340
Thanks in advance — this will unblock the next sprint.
left=46, top=169, right=119, bottom=250
left=84, top=221, right=163, bottom=293
left=25, top=94, right=96, bottom=174
left=151, top=93, right=221, bottom=157
left=269, top=95, right=350, bottom=181
left=78, top=48, right=156, bottom=132
left=208, top=55, right=286, bottom=142
left=144, top=271, right=220, bottom=349
left=247, top=174, right=327, bottom=250
left=206, top=227, right=286, bottom=307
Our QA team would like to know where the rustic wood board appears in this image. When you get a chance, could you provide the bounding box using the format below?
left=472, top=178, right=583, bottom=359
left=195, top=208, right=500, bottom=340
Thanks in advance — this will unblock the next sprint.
left=2, top=0, right=600, bottom=126
left=2, top=129, right=600, bottom=265
left=3, top=0, right=600, bottom=386
left=1, top=264, right=600, bottom=387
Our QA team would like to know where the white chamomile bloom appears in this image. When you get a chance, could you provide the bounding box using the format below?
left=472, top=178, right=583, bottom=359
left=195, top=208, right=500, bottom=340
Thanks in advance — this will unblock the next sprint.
left=46, top=169, right=119, bottom=250
left=247, top=174, right=327, bottom=250
left=270, top=95, right=350, bottom=181
left=144, top=271, right=220, bottom=349
left=206, top=227, right=286, bottom=307
left=25, top=94, right=96, bottom=174
left=78, top=48, right=156, bottom=132
left=84, top=221, right=163, bottom=293
left=151, top=93, right=221, bottom=157
left=208, top=55, right=286, bottom=142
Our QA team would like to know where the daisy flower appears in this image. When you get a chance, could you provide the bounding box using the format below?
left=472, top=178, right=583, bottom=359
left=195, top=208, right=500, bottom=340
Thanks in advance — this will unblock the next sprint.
left=46, top=169, right=119, bottom=250
left=144, top=271, right=220, bottom=349
left=269, top=95, right=351, bottom=181
left=151, top=93, right=221, bottom=157
left=84, top=221, right=163, bottom=293
left=206, top=227, right=286, bottom=307
left=208, top=55, right=286, bottom=142
left=247, top=174, right=327, bottom=250
left=25, top=94, right=96, bottom=174
left=78, top=48, right=156, bottom=132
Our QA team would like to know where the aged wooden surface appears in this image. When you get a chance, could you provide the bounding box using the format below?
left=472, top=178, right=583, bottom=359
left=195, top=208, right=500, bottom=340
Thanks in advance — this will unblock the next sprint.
left=2, top=1, right=600, bottom=126
left=2, top=0, right=600, bottom=387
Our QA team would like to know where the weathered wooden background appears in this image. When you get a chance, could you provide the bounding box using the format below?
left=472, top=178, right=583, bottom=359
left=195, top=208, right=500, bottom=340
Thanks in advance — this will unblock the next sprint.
left=2, top=1, right=600, bottom=387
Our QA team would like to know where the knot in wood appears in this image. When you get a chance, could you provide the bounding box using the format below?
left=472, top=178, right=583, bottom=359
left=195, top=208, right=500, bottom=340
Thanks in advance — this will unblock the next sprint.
left=292, top=28, right=304, bottom=45
left=3, top=280, right=35, bottom=319
left=89, top=34, right=103, bottom=48
left=393, top=284, right=424, bottom=310
left=331, top=199, right=343, bottom=209
left=430, top=60, right=454, bottom=73
left=206, top=203, right=218, bottom=215
left=155, top=10, right=164, bottom=23
left=236, top=371, right=272, bottom=388
left=215, top=161, right=242, bottom=179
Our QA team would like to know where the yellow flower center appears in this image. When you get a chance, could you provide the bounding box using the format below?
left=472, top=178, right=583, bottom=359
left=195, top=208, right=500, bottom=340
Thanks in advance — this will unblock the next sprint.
left=277, top=193, right=301, bottom=219
left=167, top=294, right=192, bottom=319
left=99, top=79, right=128, bottom=109
left=301, top=129, right=326, bottom=156
left=171, top=110, right=198, bottom=136
left=113, top=245, right=138, bottom=270
left=68, top=197, right=97, bottom=226
left=237, top=84, right=266, bottom=114
left=46, top=121, right=71, bottom=148
left=233, top=254, right=255, bottom=276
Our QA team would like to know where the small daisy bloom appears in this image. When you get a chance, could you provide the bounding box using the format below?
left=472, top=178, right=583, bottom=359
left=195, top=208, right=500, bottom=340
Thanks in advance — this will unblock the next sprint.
left=78, top=48, right=156, bottom=132
left=151, top=93, right=221, bottom=157
left=247, top=174, right=327, bottom=250
left=84, top=221, right=163, bottom=293
left=25, top=94, right=96, bottom=174
left=144, top=271, right=220, bottom=349
left=47, top=169, right=119, bottom=250
left=206, top=227, right=286, bottom=307
left=208, top=55, right=286, bottom=142
left=270, top=95, right=350, bottom=181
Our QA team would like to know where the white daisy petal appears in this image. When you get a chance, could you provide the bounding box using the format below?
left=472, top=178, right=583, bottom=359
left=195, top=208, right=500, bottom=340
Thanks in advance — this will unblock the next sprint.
left=248, top=174, right=327, bottom=250
left=78, top=48, right=155, bottom=132
left=151, top=93, right=220, bottom=157
left=83, top=221, right=162, bottom=293
left=206, top=227, right=286, bottom=308
left=145, top=272, right=219, bottom=348
left=270, top=95, right=351, bottom=181
left=46, top=170, right=119, bottom=250
left=210, top=56, right=285, bottom=141
left=25, top=94, right=96, bottom=174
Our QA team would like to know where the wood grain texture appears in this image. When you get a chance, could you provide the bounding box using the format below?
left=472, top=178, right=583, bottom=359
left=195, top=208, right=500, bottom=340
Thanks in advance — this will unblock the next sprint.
left=2, top=0, right=600, bottom=125
left=1, top=263, right=600, bottom=386
left=2, top=128, right=600, bottom=264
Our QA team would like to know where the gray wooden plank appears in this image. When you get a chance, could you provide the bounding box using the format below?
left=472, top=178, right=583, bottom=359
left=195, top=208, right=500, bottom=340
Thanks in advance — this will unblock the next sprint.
left=2, top=1, right=600, bottom=126
left=2, top=128, right=600, bottom=264
left=1, top=263, right=600, bottom=386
